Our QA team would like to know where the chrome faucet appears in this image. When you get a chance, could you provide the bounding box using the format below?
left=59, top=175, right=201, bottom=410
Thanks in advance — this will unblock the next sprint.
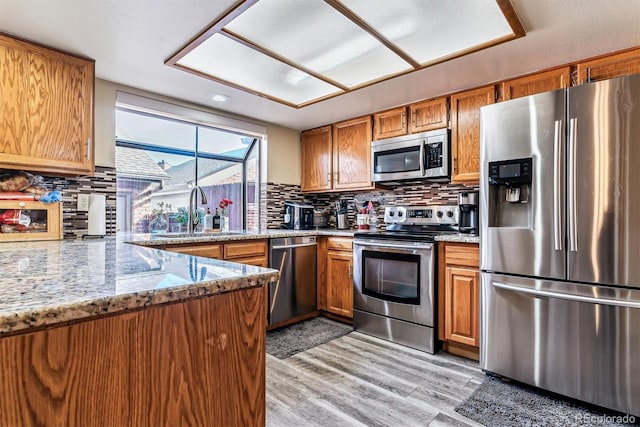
left=187, top=186, right=207, bottom=233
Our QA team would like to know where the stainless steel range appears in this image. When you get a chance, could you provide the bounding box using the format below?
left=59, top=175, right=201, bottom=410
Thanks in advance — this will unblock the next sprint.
left=353, top=205, right=458, bottom=353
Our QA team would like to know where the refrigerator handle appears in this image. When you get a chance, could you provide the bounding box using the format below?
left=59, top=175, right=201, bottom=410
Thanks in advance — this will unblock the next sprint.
left=553, top=120, right=563, bottom=251
left=568, top=118, right=578, bottom=252
left=419, top=140, right=425, bottom=176
left=492, top=281, right=640, bottom=309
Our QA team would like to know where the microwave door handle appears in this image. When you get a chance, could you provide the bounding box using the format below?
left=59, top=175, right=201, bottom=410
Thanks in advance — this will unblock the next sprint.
left=419, top=141, right=426, bottom=176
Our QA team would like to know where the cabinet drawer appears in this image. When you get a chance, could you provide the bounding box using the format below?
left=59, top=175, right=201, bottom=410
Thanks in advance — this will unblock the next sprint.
left=444, top=243, right=479, bottom=268
left=223, top=240, right=268, bottom=260
left=0, top=201, right=62, bottom=242
left=230, top=256, right=268, bottom=268
left=327, top=237, right=353, bottom=251
left=164, top=244, right=222, bottom=259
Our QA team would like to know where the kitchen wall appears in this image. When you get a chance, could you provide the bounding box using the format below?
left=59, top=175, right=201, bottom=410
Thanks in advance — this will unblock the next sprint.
left=266, top=180, right=479, bottom=229
left=93, top=79, right=301, bottom=179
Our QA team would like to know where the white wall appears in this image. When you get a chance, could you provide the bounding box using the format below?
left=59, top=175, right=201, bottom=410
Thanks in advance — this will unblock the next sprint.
left=93, top=78, right=301, bottom=184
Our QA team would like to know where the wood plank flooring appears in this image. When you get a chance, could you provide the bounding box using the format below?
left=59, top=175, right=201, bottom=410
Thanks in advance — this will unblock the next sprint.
left=266, top=332, right=485, bottom=427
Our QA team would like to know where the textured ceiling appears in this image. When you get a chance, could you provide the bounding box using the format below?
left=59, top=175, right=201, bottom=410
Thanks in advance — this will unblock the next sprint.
left=0, top=0, right=638, bottom=131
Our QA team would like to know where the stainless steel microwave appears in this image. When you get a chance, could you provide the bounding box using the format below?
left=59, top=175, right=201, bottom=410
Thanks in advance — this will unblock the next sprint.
left=371, top=129, right=449, bottom=183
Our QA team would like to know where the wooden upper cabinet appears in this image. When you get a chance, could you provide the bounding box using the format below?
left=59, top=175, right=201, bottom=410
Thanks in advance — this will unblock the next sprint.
left=0, top=34, right=94, bottom=175
left=450, top=85, right=496, bottom=184
left=373, top=107, right=407, bottom=140
left=301, top=125, right=332, bottom=192
left=409, top=97, right=448, bottom=133
left=575, top=47, right=640, bottom=85
left=332, top=115, right=373, bottom=191
left=501, top=67, right=571, bottom=101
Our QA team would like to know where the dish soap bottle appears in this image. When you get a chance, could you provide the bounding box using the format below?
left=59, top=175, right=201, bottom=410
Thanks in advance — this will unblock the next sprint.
left=203, top=207, right=213, bottom=231
left=212, top=208, right=221, bottom=232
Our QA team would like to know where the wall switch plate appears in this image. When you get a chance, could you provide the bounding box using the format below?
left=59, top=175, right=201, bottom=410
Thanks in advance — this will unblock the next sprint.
left=77, top=194, right=90, bottom=211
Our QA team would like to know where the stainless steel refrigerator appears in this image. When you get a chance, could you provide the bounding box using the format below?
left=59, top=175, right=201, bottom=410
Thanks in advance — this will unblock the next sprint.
left=480, top=74, right=640, bottom=416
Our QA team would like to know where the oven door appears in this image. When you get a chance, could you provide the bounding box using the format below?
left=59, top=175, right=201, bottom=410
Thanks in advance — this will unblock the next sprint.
left=353, top=238, right=434, bottom=326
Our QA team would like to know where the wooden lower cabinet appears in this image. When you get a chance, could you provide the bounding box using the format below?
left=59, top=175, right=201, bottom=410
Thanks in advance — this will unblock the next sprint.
left=326, top=250, right=353, bottom=318
left=0, top=287, right=266, bottom=426
left=318, top=237, right=353, bottom=320
left=438, top=242, right=480, bottom=360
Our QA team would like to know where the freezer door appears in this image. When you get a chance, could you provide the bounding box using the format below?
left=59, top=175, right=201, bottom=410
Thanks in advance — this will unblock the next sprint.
left=567, top=74, right=640, bottom=287
left=480, top=90, right=565, bottom=279
left=481, top=273, right=640, bottom=416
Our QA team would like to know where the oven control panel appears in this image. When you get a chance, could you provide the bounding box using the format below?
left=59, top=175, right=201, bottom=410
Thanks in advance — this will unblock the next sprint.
left=384, top=205, right=458, bottom=225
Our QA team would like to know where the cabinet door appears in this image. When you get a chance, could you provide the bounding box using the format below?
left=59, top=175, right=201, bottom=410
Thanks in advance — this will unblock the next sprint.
left=409, top=97, right=448, bottom=133
left=301, top=125, right=332, bottom=192
left=0, top=34, right=94, bottom=175
left=444, top=266, right=480, bottom=347
left=373, top=107, right=407, bottom=140
left=0, top=39, right=29, bottom=158
left=575, top=47, right=640, bottom=85
left=333, top=116, right=373, bottom=191
left=27, top=48, right=94, bottom=174
left=501, top=67, right=571, bottom=100
left=450, top=85, right=495, bottom=184
left=326, top=250, right=353, bottom=318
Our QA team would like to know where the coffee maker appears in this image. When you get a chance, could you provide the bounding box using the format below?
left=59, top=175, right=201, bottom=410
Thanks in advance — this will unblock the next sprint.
left=458, top=191, right=479, bottom=235
left=283, top=201, right=314, bottom=230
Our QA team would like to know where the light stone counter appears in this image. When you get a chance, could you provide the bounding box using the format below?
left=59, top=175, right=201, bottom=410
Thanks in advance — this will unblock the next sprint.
left=435, top=234, right=480, bottom=244
left=126, top=228, right=357, bottom=247
left=0, top=237, right=278, bottom=337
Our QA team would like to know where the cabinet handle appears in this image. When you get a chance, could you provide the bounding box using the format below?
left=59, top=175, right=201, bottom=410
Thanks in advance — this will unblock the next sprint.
left=401, top=111, right=405, bottom=127
left=327, top=172, right=331, bottom=185
left=411, top=110, right=415, bottom=124
left=86, top=138, right=91, bottom=160
left=334, top=172, right=339, bottom=183
left=348, top=263, right=353, bottom=278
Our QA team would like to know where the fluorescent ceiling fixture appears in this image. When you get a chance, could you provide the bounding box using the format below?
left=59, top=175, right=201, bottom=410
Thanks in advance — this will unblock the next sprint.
left=166, top=0, right=524, bottom=108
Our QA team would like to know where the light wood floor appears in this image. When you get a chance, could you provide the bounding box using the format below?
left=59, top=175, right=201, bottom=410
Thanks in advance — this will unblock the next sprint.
left=266, top=331, right=486, bottom=427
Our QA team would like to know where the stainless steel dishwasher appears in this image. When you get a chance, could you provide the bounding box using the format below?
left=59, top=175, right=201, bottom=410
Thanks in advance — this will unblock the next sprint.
left=269, top=236, right=317, bottom=325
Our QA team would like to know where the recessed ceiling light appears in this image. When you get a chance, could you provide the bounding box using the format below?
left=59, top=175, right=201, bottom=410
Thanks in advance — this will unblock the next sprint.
left=212, top=94, right=230, bottom=102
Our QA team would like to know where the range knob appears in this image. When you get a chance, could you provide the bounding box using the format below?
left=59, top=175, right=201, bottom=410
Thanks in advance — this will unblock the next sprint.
left=398, top=211, right=403, bottom=217
left=389, top=211, right=395, bottom=217
left=446, top=210, right=454, bottom=217
left=437, top=211, right=444, bottom=218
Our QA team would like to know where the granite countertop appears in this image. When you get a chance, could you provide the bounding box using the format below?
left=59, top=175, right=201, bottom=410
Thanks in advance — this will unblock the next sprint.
left=0, top=237, right=278, bottom=337
left=125, top=229, right=479, bottom=246
left=435, top=234, right=480, bottom=244
left=127, top=228, right=357, bottom=247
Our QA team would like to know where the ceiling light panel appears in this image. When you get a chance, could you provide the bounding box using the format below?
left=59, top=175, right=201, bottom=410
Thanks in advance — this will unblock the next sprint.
left=224, top=0, right=412, bottom=88
left=177, top=33, right=342, bottom=105
left=341, top=0, right=515, bottom=64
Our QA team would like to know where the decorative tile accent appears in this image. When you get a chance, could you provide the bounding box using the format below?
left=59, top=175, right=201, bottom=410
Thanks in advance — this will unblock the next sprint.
left=265, top=181, right=479, bottom=229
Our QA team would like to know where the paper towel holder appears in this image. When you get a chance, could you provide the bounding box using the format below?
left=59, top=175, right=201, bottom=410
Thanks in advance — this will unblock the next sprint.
left=83, top=193, right=106, bottom=239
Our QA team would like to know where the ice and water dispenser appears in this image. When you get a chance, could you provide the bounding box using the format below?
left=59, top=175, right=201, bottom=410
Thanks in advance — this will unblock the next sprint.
left=487, top=157, right=532, bottom=227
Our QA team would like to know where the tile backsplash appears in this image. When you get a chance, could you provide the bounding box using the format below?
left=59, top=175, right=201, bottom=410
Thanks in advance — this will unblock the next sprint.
left=265, top=180, right=479, bottom=229
left=4, top=167, right=117, bottom=239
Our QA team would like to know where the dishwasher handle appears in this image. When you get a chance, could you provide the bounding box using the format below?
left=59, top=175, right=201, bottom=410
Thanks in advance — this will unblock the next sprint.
left=271, top=242, right=318, bottom=250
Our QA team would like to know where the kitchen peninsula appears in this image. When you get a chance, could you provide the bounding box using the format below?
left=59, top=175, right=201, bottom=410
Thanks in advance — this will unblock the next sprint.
left=0, top=237, right=278, bottom=426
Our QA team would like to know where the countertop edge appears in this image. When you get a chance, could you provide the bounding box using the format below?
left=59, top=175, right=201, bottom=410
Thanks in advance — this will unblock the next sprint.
left=0, top=270, right=278, bottom=338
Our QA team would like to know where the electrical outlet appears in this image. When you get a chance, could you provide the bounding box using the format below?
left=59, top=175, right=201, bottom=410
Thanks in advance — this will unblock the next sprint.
left=77, top=194, right=90, bottom=211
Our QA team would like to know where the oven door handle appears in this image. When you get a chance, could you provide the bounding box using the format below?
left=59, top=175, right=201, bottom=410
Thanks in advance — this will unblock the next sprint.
left=354, top=241, right=433, bottom=251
